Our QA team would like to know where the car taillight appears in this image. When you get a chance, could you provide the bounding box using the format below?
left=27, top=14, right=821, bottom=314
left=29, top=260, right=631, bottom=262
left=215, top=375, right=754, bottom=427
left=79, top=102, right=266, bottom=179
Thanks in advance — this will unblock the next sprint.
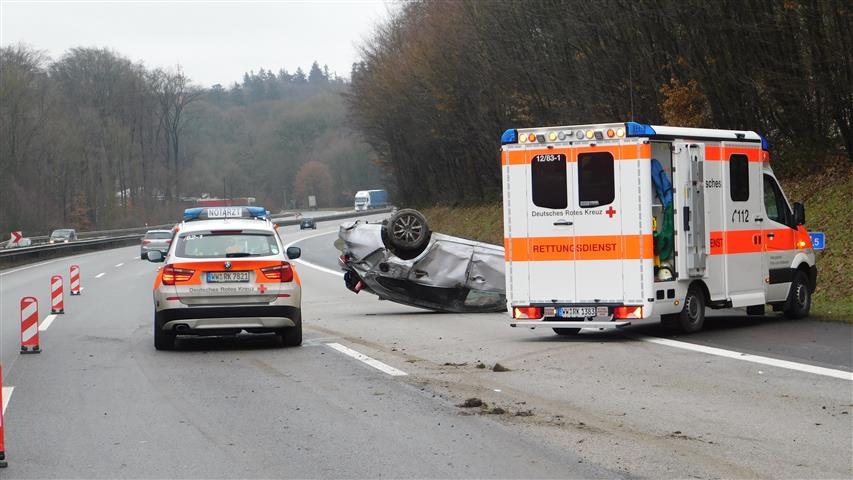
left=261, top=262, right=293, bottom=282
left=613, top=306, right=644, bottom=319
left=162, top=265, right=195, bottom=285
left=143, top=240, right=151, bottom=245
left=512, top=306, right=544, bottom=319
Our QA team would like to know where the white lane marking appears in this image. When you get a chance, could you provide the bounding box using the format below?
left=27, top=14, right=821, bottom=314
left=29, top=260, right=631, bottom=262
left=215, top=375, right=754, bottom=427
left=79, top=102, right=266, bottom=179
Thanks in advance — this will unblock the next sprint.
left=39, top=314, right=58, bottom=331
left=638, top=335, right=853, bottom=382
left=283, top=231, right=345, bottom=277
left=326, top=343, right=407, bottom=376
left=2, top=386, right=13, bottom=414
left=115, top=263, right=124, bottom=267
left=95, top=272, right=105, bottom=278
left=0, top=245, right=140, bottom=276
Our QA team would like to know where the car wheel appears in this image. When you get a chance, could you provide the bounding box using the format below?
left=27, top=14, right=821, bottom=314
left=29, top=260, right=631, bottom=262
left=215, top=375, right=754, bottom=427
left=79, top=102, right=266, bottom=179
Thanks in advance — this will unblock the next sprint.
left=141, top=252, right=147, bottom=260
left=673, top=285, right=705, bottom=333
left=385, top=209, right=431, bottom=257
left=278, top=311, right=302, bottom=347
left=783, top=271, right=811, bottom=319
left=154, top=313, right=176, bottom=350
left=553, top=328, right=580, bottom=336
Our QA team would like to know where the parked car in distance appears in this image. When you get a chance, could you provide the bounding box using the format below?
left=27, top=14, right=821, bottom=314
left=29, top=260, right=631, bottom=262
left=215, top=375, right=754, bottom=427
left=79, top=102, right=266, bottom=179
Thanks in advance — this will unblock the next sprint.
left=140, top=229, right=173, bottom=259
left=49, top=229, right=77, bottom=244
left=300, top=217, right=317, bottom=230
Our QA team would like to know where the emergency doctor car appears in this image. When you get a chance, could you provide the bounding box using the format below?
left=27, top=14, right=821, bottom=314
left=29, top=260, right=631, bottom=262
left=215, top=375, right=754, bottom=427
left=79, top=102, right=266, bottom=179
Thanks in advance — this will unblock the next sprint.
left=501, top=122, right=816, bottom=335
left=146, top=206, right=303, bottom=350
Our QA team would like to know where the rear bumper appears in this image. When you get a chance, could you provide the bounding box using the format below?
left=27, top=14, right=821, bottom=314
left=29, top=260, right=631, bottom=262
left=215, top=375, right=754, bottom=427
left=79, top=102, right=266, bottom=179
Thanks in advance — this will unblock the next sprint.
left=511, top=320, right=631, bottom=329
left=157, top=305, right=299, bottom=322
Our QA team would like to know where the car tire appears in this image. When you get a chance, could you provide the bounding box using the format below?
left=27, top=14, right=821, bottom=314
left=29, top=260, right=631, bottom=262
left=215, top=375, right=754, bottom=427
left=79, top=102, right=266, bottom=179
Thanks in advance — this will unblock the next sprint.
left=672, top=285, right=705, bottom=333
left=278, top=311, right=302, bottom=347
left=154, top=314, right=176, bottom=350
left=141, top=252, right=147, bottom=260
left=384, top=208, right=431, bottom=257
left=553, top=328, right=581, bottom=336
left=783, top=271, right=811, bottom=319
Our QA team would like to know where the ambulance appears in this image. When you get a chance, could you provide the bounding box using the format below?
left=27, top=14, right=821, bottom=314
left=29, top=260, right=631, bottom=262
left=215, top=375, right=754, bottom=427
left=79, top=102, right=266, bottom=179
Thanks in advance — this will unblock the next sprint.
left=500, top=122, right=816, bottom=334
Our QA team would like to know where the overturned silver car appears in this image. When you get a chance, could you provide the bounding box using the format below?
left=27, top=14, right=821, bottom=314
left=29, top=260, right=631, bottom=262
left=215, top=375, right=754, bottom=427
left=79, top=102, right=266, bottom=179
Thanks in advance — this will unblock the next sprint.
left=337, top=209, right=507, bottom=313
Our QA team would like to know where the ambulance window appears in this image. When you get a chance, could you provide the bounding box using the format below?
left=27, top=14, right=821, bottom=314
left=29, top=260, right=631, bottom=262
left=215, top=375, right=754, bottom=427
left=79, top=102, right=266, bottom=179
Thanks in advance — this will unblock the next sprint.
left=763, top=175, right=792, bottom=226
left=578, top=152, right=614, bottom=208
left=531, top=153, right=567, bottom=209
left=729, top=155, right=749, bottom=201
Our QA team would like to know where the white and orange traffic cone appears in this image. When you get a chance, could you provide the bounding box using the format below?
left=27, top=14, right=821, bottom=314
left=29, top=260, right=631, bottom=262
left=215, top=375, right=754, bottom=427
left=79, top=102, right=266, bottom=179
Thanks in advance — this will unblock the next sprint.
left=0, top=364, right=7, bottom=467
left=70, top=265, right=81, bottom=295
left=21, top=297, right=40, bottom=354
left=50, top=275, right=64, bottom=314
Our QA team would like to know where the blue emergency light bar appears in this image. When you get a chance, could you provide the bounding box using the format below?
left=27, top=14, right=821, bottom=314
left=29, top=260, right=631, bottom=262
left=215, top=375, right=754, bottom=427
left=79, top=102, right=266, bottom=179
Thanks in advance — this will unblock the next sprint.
left=624, top=121, right=657, bottom=137
left=501, top=129, right=518, bottom=145
left=183, top=206, right=269, bottom=221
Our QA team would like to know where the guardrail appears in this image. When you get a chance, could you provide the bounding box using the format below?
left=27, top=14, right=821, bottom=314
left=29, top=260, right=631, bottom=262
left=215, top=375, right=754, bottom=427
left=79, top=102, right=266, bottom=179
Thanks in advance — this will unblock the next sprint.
left=0, top=208, right=394, bottom=270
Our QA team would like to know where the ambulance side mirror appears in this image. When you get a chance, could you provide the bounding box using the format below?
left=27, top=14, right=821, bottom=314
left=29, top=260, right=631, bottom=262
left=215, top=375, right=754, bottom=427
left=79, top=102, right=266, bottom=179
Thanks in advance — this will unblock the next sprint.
left=147, top=251, right=165, bottom=263
left=793, top=202, right=805, bottom=225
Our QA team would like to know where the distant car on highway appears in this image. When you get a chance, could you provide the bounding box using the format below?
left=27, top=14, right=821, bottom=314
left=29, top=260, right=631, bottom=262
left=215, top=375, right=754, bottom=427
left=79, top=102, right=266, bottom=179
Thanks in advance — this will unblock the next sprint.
left=300, top=217, right=317, bottom=230
left=140, top=229, right=173, bottom=259
left=49, top=229, right=77, bottom=244
left=337, top=209, right=506, bottom=313
left=146, top=206, right=303, bottom=350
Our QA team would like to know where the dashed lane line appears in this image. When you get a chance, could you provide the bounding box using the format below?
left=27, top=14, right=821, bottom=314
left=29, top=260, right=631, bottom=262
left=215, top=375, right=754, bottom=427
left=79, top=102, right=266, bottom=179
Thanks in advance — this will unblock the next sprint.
left=115, top=263, right=124, bottom=267
left=95, top=272, right=105, bottom=278
left=326, top=343, right=407, bottom=376
left=39, top=314, right=57, bottom=332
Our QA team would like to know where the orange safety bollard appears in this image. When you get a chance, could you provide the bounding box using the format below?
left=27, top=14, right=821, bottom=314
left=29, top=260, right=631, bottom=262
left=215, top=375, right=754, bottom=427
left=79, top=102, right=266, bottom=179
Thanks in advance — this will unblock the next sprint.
left=20, top=297, right=40, bottom=354
left=0, top=364, right=7, bottom=467
left=70, top=265, right=81, bottom=295
left=50, top=275, right=64, bottom=314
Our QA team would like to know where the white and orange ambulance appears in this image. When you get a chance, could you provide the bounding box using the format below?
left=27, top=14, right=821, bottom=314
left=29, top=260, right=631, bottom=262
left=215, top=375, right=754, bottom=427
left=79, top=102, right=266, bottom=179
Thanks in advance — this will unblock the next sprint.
left=500, top=122, right=816, bottom=334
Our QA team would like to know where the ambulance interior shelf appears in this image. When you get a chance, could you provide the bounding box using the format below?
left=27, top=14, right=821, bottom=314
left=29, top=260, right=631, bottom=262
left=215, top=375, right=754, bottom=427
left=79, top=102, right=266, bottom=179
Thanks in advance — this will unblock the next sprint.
left=651, top=158, right=675, bottom=282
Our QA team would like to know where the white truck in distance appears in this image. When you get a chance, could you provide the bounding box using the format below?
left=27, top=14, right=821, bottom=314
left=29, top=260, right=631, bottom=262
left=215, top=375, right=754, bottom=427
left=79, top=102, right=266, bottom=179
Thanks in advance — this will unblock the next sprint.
left=500, top=122, right=816, bottom=335
left=354, top=189, right=388, bottom=211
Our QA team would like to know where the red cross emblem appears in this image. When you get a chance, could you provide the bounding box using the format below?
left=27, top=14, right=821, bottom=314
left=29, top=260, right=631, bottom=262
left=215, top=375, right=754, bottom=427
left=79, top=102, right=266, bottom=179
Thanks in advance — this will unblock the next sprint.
left=258, top=284, right=267, bottom=294
left=606, top=206, right=617, bottom=218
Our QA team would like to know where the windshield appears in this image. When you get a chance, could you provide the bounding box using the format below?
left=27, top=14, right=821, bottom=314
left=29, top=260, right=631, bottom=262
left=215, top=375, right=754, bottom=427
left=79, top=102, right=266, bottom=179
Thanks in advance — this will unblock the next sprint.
left=175, top=232, right=279, bottom=258
left=51, top=230, right=73, bottom=238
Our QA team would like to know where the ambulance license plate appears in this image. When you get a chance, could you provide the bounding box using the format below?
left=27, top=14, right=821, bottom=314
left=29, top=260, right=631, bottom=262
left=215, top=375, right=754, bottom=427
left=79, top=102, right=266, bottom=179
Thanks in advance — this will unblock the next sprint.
left=207, top=271, right=250, bottom=283
left=557, top=307, right=596, bottom=318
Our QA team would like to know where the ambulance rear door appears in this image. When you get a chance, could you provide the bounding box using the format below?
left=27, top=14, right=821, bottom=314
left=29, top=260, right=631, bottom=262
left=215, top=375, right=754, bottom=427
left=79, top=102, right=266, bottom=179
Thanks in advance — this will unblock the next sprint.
left=572, top=141, right=651, bottom=306
left=524, top=147, right=577, bottom=304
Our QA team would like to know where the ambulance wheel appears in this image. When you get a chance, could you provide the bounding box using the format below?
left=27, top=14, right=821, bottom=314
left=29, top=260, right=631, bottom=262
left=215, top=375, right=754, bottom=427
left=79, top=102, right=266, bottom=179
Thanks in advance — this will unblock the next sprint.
left=675, top=286, right=705, bottom=333
left=783, top=271, right=811, bottom=319
left=385, top=209, right=431, bottom=257
left=154, top=314, right=176, bottom=350
left=553, top=328, right=580, bottom=336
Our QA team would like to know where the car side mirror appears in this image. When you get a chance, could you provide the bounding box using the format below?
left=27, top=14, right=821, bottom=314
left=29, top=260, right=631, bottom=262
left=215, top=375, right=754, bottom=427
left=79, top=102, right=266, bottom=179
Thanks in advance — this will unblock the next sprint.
left=793, top=202, right=805, bottom=225
left=147, top=250, right=165, bottom=262
left=286, top=247, right=301, bottom=260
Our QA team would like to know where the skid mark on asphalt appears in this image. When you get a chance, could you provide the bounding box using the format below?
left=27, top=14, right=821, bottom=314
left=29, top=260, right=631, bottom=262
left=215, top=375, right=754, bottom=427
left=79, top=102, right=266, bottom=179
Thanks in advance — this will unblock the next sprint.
left=2, top=386, right=13, bottom=414
left=636, top=335, right=853, bottom=381
left=326, top=343, right=407, bottom=376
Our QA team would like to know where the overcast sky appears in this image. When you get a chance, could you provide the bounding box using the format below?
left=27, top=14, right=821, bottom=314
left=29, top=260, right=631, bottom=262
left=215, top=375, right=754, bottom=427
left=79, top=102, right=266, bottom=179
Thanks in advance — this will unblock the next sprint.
left=0, top=0, right=395, bottom=87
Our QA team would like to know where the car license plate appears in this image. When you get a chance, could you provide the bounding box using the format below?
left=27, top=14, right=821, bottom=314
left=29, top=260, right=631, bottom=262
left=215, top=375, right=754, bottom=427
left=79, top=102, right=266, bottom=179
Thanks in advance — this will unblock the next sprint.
left=207, top=271, right=250, bottom=283
left=557, top=307, right=597, bottom=318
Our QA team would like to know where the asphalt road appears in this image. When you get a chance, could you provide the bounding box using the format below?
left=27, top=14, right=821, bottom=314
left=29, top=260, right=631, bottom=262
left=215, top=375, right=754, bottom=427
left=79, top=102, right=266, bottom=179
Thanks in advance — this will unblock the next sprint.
left=0, top=213, right=850, bottom=478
